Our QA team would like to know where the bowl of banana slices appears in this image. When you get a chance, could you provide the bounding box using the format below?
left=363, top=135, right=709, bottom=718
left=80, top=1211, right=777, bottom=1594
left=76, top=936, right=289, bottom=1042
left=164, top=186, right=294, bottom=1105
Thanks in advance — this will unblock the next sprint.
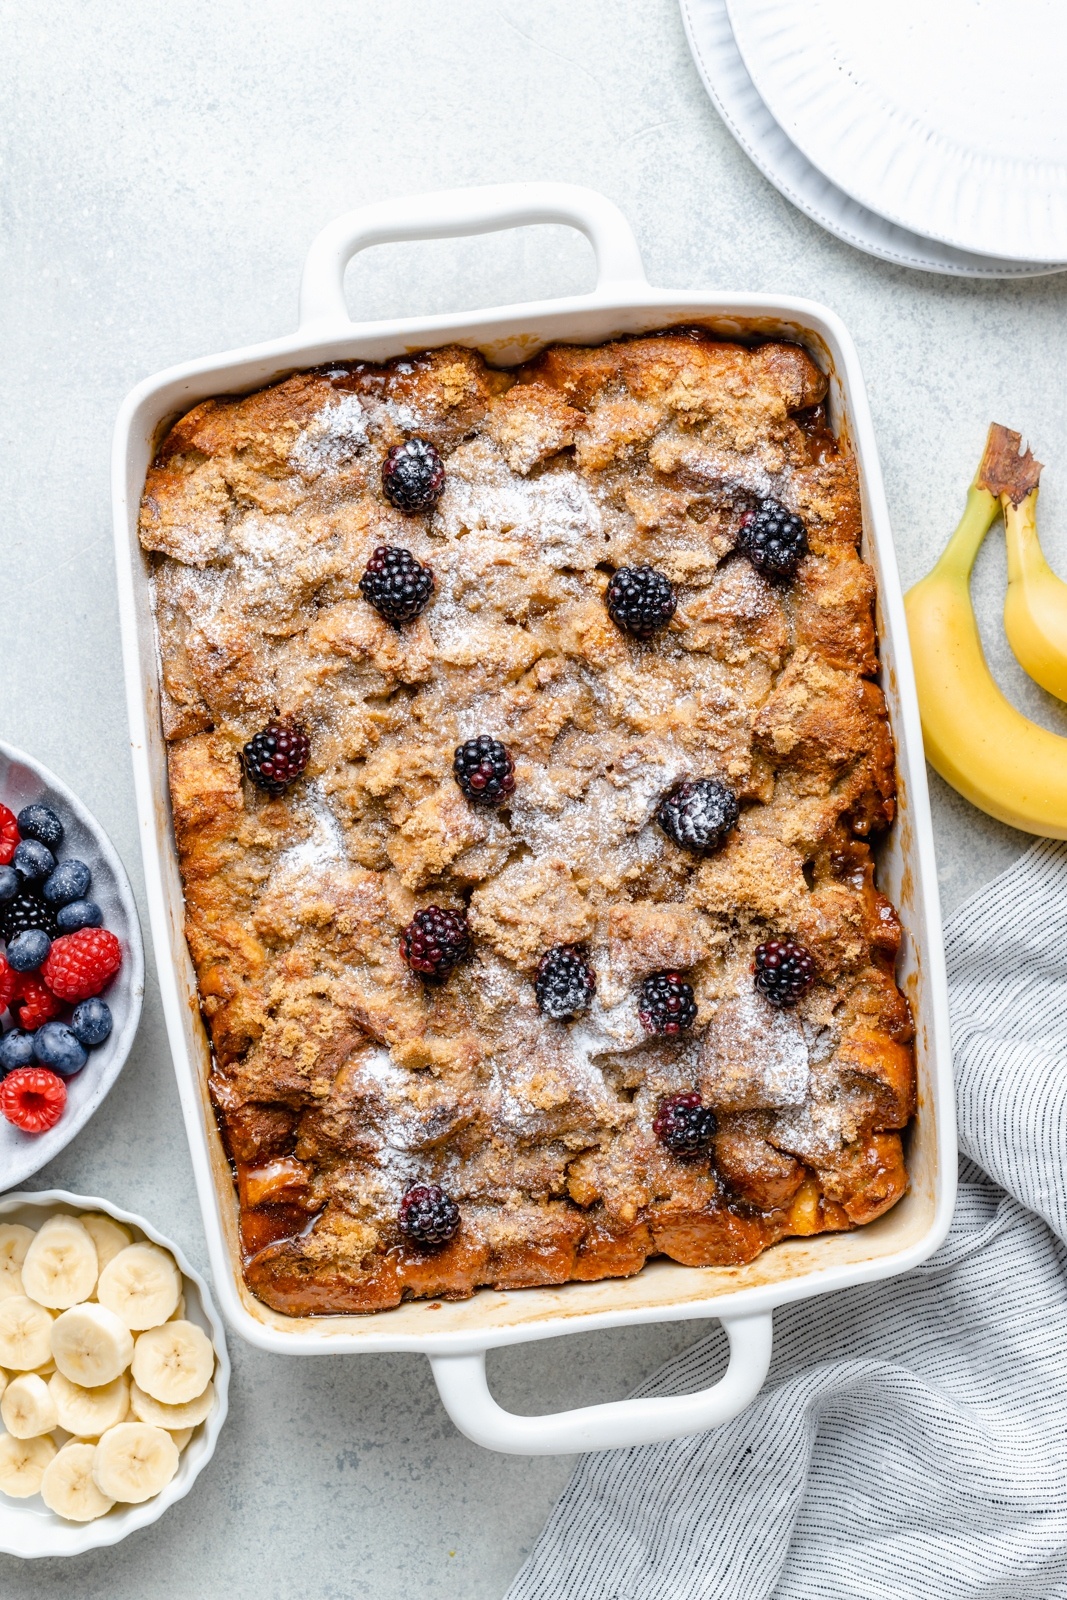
left=0, top=1189, right=229, bottom=1558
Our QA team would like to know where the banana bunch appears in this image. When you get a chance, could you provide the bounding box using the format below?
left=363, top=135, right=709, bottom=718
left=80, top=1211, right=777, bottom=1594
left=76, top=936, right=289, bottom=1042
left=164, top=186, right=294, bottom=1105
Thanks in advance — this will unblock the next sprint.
left=905, top=423, right=1067, bottom=836
left=0, top=1212, right=215, bottom=1520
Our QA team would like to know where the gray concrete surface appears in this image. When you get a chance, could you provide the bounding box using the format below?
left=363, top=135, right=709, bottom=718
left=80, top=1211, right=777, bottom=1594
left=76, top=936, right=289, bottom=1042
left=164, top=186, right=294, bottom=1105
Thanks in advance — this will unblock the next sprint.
left=1, top=1, right=1065, bottom=1594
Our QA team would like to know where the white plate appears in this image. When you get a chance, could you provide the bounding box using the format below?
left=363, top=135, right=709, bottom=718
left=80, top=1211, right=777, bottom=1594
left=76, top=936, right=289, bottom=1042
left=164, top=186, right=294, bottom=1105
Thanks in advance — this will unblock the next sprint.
left=0, top=742, right=145, bottom=1190
left=724, top=0, right=1067, bottom=263
left=0, top=1189, right=229, bottom=1558
left=678, top=0, right=1065, bottom=278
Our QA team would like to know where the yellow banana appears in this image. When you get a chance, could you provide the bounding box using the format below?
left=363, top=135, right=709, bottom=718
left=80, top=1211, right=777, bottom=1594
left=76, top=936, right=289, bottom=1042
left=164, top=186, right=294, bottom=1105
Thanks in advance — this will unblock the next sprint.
left=996, top=428, right=1067, bottom=700
left=904, top=425, right=1067, bottom=838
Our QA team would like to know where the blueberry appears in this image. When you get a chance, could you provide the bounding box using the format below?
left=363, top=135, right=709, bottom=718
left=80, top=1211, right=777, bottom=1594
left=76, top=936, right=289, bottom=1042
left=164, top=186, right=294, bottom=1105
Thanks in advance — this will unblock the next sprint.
left=0, top=1029, right=37, bottom=1074
left=55, top=899, right=103, bottom=933
left=6, top=929, right=51, bottom=972
left=42, top=859, right=91, bottom=907
left=32, top=1021, right=87, bottom=1076
left=70, top=998, right=112, bottom=1048
left=12, top=838, right=54, bottom=881
left=16, top=804, right=63, bottom=851
left=0, top=866, right=18, bottom=903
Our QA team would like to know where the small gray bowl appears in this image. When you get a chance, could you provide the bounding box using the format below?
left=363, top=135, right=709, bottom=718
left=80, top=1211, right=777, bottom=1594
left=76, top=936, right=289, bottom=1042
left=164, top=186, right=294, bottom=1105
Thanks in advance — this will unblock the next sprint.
left=0, top=740, right=144, bottom=1189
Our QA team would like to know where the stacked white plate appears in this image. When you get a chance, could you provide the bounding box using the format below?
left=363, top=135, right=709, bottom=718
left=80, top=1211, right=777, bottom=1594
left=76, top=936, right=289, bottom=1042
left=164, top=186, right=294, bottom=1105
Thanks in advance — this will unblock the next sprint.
left=679, top=0, right=1067, bottom=277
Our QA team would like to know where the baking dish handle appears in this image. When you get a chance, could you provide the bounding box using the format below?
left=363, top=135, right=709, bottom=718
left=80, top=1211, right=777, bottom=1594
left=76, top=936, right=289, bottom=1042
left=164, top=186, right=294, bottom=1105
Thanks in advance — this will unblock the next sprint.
left=428, top=1310, right=773, bottom=1455
left=298, top=182, right=648, bottom=328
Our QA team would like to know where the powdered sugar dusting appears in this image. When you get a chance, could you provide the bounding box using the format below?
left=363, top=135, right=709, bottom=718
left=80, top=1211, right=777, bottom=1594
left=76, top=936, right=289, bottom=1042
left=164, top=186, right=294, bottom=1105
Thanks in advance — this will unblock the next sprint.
left=274, top=780, right=348, bottom=878
left=701, top=989, right=810, bottom=1110
left=768, top=1067, right=872, bottom=1162
left=434, top=442, right=604, bottom=570
left=290, top=394, right=368, bottom=477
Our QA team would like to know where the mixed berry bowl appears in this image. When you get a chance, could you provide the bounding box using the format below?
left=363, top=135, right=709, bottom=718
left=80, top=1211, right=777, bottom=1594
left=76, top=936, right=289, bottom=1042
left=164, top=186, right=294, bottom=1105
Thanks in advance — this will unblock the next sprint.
left=0, top=742, right=144, bottom=1190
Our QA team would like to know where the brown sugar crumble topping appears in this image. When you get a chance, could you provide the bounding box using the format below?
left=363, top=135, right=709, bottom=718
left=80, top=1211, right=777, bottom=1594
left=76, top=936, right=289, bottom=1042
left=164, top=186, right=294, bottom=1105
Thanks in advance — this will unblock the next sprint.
left=139, top=330, right=915, bottom=1314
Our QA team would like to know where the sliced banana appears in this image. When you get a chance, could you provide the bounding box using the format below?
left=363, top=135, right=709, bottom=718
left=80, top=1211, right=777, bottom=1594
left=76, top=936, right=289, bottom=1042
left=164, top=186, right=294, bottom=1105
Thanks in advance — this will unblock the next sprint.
left=169, top=1293, right=187, bottom=1322
left=21, top=1216, right=98, bottom=1310
left=79, top=1214, right=133, bottom=1273
left=1, top=1372, right=59, bottom=1438
left=0, top=1430, right=56, bottom=1497
left=0, top=1295, right=54, bottom=1371
left=0, top=1225, right=34, bottom=1302
left=169, top=1426, right=193, bottom=1451
left=92, top=1422, right=178, bottom=1504
left=50, top=1370, right=130, bottom=1438
left=97, top=1244, right=181, bottom=1331
left=132, top=1321, right=214, bottom=1406
left=0, top=1369, right=6, bottom=1401
left=130, top=1378, right=215, bottom=1430
left=41, top=1442, right=115, bottom=1522
left=51, top=1303, right=133, bottom=1387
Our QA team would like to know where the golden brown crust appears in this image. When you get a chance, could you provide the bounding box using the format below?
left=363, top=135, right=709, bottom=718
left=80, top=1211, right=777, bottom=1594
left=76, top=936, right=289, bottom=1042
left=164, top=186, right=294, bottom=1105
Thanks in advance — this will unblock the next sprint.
left=142, top=332, right=915, bottom=1315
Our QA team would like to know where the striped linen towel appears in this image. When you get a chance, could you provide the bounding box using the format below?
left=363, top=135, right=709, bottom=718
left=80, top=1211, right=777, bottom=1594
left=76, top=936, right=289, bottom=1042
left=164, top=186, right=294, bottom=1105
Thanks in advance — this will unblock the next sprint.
left=505, top=839, right=1067, bottom=1600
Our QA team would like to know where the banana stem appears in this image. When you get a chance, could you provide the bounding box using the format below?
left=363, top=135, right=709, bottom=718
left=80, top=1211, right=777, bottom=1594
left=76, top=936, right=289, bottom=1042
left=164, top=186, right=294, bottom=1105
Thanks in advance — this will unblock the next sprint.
left=927, top=484, right=1000, bottom=583
left=1003, top=488, right=1044, bottom=585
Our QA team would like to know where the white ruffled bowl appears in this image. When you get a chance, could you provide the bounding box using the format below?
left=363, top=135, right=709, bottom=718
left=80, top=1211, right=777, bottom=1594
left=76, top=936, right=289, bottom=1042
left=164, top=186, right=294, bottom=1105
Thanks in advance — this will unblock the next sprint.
left=0, top=1189, right=229, bottom=1558
left=0, top=740, right=144, bottom=1190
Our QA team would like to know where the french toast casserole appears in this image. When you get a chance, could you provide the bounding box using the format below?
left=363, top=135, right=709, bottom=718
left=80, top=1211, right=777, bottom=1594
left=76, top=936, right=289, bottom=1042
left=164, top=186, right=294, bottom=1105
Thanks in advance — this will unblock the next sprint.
left=139, top=329, right=915, bottom=1315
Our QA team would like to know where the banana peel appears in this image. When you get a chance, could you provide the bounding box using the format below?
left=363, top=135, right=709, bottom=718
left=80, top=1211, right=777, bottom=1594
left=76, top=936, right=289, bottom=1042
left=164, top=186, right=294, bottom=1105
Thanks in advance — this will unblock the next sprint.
left=994, top=425, right=1067, bottom=701
left=904, top=424, right=1067, bottom=838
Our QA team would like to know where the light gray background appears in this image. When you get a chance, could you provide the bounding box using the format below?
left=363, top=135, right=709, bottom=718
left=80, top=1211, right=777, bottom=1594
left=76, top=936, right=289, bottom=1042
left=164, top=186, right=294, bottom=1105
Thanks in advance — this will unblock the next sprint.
left=2, top=2, right=1065, bottom=1595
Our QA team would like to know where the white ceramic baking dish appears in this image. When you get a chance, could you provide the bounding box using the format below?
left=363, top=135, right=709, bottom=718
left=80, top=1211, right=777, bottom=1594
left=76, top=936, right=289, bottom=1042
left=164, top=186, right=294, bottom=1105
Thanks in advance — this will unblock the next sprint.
left=111, top=183, right=955, bottom=1455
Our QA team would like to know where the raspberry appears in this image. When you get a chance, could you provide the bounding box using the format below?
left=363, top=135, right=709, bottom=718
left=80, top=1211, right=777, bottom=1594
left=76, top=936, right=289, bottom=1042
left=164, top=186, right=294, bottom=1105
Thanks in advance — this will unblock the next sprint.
left=41, top=928, right=122, bottom=1002
left=0, top=891, right=58, bottom=944
left=653, top=1092, right=717, bottom=1155
left=359, top=545, right=435, bottom=626
left=638, top=971, right=697, bottom=1036
left=737, top=498, right=809, bottom=581
left=0, top=955, right=15, bottom=1014
left=656, top=779, right=739, bottom=855
left=605, top=566, right=677, bottom=639
left=535, top=945, right=596, bottom=1021
left=398, top=1184, right=460, bottom=1247
left=753, top=939, right=816, bottom=1008
left=242, top=720, right=310, bottom=798
left=0, top=1067, right=66, bottom=1133
left=453, top=737, right=515, bottom=805
left=10, top=973, right=60, bottom=1030
left=381, top=438, right=445, bottom=513
left=0, top=805, right=18, bottom=867
left=400, top=907, right=470, bottom=984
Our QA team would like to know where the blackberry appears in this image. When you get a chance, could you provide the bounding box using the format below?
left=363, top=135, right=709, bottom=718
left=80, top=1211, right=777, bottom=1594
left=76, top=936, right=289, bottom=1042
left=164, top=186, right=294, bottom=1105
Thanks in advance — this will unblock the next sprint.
left=737, top=498, right=809, bottom=581
left=398, top=1184, right=460, bottom=1248
left=653, top=1092, right=717, bottom=1156
left=605, top=566, right=676, bottom=639
left=242, top=720, right=310, bottom=797
left=753, top=939, right=816, bottom=1008
left=638, top=971, right=697, bottom=1036
left=656, top=779, right=739, bottom=855
left=381, top=437, right=446, bottom=513
left=400, top=906, right=471, bottom=984
left=0, top=892, right=57, bottom=945
left=359, top=544, right=435, bottom=626
left=535, top=945, right=596, bottom=1021
left=453, top=736, right=515, bottom=805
